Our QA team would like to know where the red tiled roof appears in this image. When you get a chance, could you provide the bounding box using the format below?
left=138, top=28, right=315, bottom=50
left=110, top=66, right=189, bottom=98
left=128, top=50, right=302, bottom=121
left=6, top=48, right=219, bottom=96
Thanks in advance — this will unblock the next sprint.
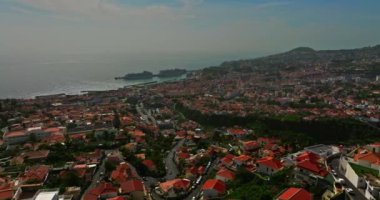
left=178, top=152, right=190, bottom=159
left=120, top=180, right=144, bottom=194
left=234, top=154, right=252, bottom=163
left=107, top=196, right=126, bottom=200
left=173, top=179, right=191, bottom=190
left=216, top=168, right=235, bottom=181
left=202, top=179, right=225, bottom=194
left=296, top=152, right=320, bottom=163
left=83, top=182, right=117, bottom=200
left=3, top=131, right=26, bottom=138
left=160, top=179, right=190, bottom=193
left=186, top=166, right=198, bottom=175
left=23, top=150, right=50, bottom=160
left=353, top=150, right=380, bottom=165
left=243, top=141, right=259, bottom=150
left=43, top=127, right=61, bottom=133
left=198, top=166, right=206, bottom=175
left=142, top=160, right=156, bottom=171
left=277, top=187, right=312, bottom=200
left=41, top=133, right=65, bottom=144
left=131, top=130, right=145, bottom=138
left=0, top=189, right=14, bottom=200
left=111, top=163, right=131, bottom=184
left=227, top=129, right=247, bottom=135
left=21, top=165, right=50, bottom=184
left=296, top=160, right=328, bottom=177
left=256, top=157, right=283, bottom=170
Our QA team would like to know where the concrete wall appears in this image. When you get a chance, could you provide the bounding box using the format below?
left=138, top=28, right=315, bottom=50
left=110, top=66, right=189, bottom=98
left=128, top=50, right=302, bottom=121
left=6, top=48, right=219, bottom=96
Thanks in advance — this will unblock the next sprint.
left=344, top=161, right=360, bottom=188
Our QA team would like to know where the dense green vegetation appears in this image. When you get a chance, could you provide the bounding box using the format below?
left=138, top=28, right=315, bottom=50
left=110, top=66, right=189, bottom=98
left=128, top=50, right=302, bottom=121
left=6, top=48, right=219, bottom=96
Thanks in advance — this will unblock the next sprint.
left=227, top=167, right=298, bottom=199
left=176, top=103, right=380, bottom=145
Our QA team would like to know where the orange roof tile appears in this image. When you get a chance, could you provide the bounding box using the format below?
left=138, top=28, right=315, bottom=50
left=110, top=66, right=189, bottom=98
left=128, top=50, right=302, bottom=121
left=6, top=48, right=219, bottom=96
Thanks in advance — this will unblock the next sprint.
left=277, top=187, right=312, bottom=200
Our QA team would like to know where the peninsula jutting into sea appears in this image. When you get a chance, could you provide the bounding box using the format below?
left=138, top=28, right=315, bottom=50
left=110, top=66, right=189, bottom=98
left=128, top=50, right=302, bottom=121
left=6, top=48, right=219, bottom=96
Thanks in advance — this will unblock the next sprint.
left=115, top=69, right=187, bottom=80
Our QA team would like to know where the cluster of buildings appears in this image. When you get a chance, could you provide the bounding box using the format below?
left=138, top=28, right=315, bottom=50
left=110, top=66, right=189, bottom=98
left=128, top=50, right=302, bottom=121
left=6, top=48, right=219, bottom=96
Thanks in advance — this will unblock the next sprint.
left=0, top=62, right=379, bottom=200
left=152, top=69, right=380, bottom=122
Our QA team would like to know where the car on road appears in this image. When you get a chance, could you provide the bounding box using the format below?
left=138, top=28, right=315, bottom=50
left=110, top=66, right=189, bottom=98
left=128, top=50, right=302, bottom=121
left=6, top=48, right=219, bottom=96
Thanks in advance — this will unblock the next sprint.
left=195, top=176, right=202, bottom=185
left=337, top=178, right=346, bottom=185
left=345, top=188, right=355, bottom=195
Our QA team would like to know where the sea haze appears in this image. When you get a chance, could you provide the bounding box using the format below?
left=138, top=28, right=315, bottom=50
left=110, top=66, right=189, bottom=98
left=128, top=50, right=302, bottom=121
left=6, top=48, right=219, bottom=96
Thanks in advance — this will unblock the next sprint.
left=0, top=52, right=249, bottom=99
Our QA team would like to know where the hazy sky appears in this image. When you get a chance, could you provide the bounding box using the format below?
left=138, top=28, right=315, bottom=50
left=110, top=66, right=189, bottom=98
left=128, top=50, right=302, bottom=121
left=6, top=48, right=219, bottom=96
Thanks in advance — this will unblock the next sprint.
left=1, top=0, right=380, bottom=60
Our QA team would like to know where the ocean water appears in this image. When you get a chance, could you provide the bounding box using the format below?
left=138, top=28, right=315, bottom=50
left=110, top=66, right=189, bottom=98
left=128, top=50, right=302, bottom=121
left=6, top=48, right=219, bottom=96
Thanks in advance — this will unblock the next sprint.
left=0, top=53, right=234, bottom=99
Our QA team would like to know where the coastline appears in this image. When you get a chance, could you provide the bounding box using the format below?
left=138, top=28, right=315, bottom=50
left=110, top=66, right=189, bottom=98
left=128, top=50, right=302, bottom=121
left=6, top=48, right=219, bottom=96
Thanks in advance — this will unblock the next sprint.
left=1, top=75, right=187, bottom=100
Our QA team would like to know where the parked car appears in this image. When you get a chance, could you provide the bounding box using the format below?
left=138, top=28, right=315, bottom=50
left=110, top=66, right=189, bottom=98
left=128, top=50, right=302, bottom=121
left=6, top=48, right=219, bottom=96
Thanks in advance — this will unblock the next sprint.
left=345, top=188, right=355, bottom=195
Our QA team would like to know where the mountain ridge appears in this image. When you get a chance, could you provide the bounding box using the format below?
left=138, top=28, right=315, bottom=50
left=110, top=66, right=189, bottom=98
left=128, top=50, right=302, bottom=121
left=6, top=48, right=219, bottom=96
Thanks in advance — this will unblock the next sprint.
left=216, top=44, right=380, bottom=72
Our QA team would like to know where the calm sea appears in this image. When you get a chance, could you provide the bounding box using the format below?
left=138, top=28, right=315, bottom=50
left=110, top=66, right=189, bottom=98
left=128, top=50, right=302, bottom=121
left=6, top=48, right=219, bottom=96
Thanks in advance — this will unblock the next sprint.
left=0, top=53, right=236, bottom=99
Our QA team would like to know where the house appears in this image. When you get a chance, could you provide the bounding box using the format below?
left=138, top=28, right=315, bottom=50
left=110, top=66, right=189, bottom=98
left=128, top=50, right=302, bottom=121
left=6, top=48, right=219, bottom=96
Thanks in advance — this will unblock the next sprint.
left=220, top=154, right=235, bottom=168
left=75, top=149, right=103, bottom=165
left=111, top=163, right=134, bottom=184
left=185, top=167, right=199, bottom=180
left=83, top=182, right=117, bottom=200
left=304, top=144, right=341, bottom=160
left=233, top=154, right=253, bottom=167
left=124, top=143, right=137, bottom=153
left=353, top=149, right=380, bottom=167
left=275, top=187, right=312, bottom=200
left=295, top=159, right=328, bottom=184
left=59, top=164, right=94, bottom=184
left=142, top=160, right=156, bottom=172
left=158, top=179, right=191, bottom=197
left=41, top=132, right=65, bottom=145
left=175, top=152, right=190, bottom=164
left=256, top=157, right=283, bottom=175
left=0, top=180, right=16, bottom=200
left=3, top=127, right=57, bottom=145
left=0, top=188, right=15, bottom=200
left=226, top=129, right=247, bottom=138
left=20, top=165, right=50, bottom=185
left=339, top=157, right=380, bottom=200
left=32, top=189, right=59, bottom=200
left=120, top=180, right=144, bottom=200
left=215, top=168, right=235, bottom=182
left=2, top=130, right=29, bottom=145
left=23, top=150, right=50, bottom=161
left=202, top=179, right=225, bottom=199
left=241, top=140, right=260, bottom=152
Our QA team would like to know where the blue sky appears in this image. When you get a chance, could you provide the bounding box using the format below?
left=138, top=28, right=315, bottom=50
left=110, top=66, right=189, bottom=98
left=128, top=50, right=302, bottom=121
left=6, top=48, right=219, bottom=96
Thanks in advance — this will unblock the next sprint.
left=0, top=0, right=380, bottom=60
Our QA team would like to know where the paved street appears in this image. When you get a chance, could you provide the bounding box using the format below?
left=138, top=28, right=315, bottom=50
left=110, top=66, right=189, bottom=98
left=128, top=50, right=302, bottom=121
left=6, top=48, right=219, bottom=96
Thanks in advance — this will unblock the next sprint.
left=184, top=158, right=219, bottom=200
left=164, top=139, right=185, bottom=180
left=330, top=158, right=367, bottom=200
left=80, top=151, right=108, bottom=200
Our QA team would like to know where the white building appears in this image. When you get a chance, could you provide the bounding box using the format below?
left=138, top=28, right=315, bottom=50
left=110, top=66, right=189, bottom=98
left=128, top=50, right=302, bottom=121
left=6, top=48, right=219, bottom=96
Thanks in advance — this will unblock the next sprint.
left=33, top=189, right=59, bottom=200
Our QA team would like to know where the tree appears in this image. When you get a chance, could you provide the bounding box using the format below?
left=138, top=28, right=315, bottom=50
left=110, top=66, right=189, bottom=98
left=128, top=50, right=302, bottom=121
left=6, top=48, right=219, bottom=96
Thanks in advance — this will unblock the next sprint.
left=29, top=133, right=37, bottom=143
left=105, top=160, right=116, bottom=173
left=62, top=171, right=83, bottom=186
left=86, top=131, right=96, bottom=142
left=113, top=110, right=121, bottom=130
left=235, top=166, right=256, bottom=185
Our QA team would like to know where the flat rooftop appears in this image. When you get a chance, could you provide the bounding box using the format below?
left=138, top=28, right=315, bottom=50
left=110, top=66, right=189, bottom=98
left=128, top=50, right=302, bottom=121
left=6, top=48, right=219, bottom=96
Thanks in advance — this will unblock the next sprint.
left=34, top=190, right=58, bottom=200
